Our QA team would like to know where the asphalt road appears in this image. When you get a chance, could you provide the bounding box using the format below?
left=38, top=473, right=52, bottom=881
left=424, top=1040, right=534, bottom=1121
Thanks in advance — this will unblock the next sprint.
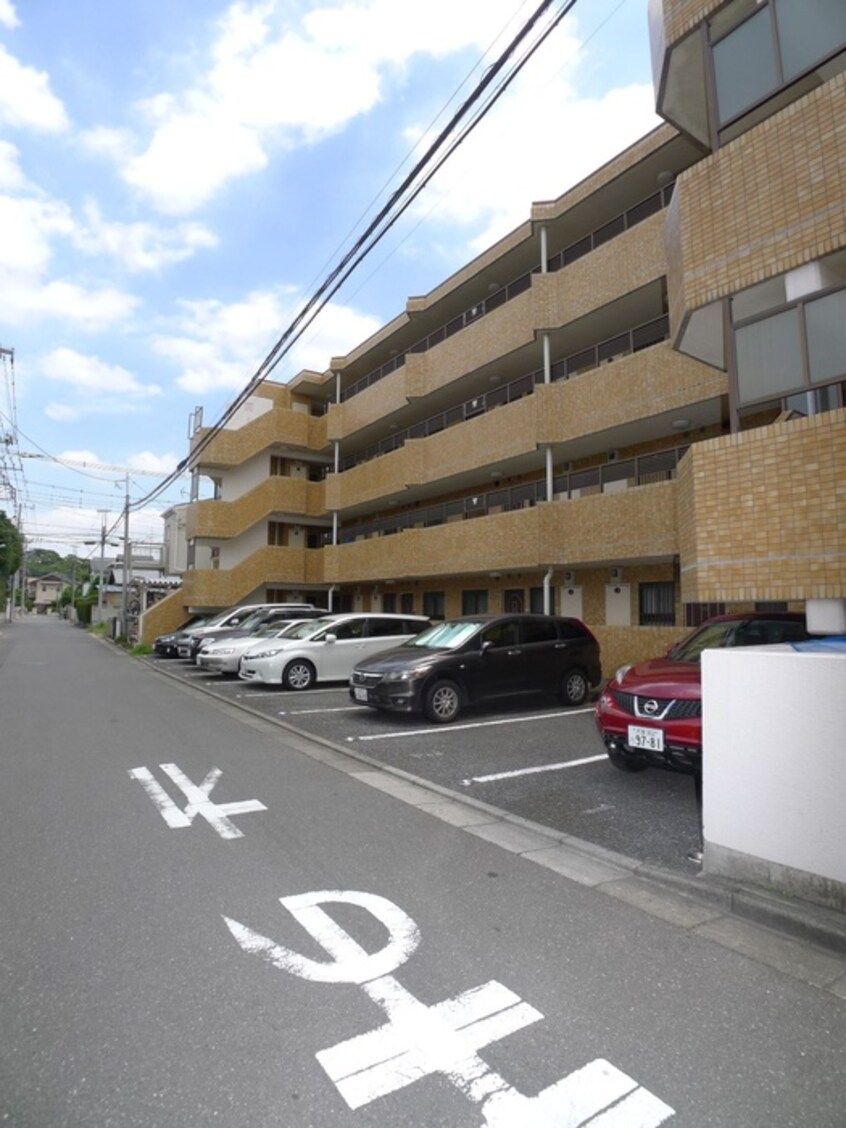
left=2, top=617, right=845, bottom=1128
left=151, top=656, right=702, bottom=874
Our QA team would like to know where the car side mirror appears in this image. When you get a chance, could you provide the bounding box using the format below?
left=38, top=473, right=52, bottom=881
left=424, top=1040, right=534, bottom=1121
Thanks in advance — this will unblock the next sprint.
left=324, top=632, right=337, bottom=643
left=480, top=639, right=495, bottom=654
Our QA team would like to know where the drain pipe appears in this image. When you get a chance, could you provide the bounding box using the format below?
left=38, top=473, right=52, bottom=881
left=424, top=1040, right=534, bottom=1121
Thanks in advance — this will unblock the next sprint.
left=327, top=584, right=336, bottom=613
left=542, top=567, right=553, bottom=616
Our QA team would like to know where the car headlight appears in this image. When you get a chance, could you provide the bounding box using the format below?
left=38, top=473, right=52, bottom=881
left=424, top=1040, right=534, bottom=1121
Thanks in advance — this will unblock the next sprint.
left=384, top=668, right=426, bottom=682
left=614, top=664, right=632, bottom=684
left=248, top=648, right=284, bottom=660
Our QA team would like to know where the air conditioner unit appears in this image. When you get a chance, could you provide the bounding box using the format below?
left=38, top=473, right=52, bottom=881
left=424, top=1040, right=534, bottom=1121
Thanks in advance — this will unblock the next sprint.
left=610, top=567, right=623, bottom=582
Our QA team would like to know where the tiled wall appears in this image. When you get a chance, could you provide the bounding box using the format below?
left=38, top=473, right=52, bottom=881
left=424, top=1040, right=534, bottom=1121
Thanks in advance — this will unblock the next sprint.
left=667, top=77, right=846, bottom=319
left=677, top=408, right=846, bottom=602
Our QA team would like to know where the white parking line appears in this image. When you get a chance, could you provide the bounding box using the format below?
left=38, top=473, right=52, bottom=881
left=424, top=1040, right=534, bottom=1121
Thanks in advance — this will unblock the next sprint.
left=462, top=754, right=607, bottom=786
left=346, top=707, right=594, bottom=743
left=281, top=707, right=364, bottom=715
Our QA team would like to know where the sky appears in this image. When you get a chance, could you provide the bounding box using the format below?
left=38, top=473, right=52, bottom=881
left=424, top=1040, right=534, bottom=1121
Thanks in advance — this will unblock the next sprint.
left=0, top=0, right=660, bottom=560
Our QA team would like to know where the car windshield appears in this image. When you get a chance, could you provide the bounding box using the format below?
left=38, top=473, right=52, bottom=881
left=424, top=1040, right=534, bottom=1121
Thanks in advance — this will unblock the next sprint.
left=251, top=621, right=302, bottom=640
left=237, top=609, right=274, bottom=631
left=406, top=620, right=485, bottom=651
left=280, top=617, right=335, bottom=641
left=672, top=621, right=737, bottom=662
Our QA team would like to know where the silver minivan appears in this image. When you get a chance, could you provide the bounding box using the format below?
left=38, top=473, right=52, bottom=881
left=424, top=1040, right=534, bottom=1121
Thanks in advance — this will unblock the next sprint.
left=238, top=612, right=430, bottom=689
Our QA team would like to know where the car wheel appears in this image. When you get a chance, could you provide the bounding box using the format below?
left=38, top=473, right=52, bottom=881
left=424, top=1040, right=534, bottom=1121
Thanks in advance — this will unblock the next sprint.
left=560, top=668, right=588, bottom=707
left=424, top=680, right=462, bottom=724
left=606, top=746, right=649, bottom=772
left=283, top=659, right=316, bottom=690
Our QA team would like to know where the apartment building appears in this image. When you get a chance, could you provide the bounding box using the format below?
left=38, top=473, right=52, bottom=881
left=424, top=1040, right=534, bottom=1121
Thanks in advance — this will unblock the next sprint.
left=142, top=0, right=846, bottom=677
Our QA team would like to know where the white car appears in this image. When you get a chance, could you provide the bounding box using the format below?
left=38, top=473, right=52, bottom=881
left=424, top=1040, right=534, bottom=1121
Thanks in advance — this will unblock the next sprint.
left=196, top=620, right=310, bottom=675
left=238, top=612, right=430, bottom=689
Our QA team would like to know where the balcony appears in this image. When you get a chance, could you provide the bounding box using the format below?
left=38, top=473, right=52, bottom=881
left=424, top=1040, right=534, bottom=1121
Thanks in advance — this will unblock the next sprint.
left=325, top=342, right=722, bottom=515
left=191, top=407, right=329, bottom=470
left=181, top=546, right=325, bottom=608
left=324, top=480, right=679, bottom=584
left=186, top=478, right=326, bottom=540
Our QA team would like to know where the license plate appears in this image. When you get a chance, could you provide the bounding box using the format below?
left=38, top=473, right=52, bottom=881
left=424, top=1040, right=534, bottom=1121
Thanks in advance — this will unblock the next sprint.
left=628, top=725, right=664, bottom=752
left=353, top=687, right=369, bottom=702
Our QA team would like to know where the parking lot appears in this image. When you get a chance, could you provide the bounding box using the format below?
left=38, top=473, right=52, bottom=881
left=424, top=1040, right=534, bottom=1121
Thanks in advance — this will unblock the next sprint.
left=146, top=655, right=702, bottom=874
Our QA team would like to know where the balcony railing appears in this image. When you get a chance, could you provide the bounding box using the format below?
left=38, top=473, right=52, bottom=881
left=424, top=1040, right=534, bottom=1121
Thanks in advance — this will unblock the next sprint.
left=339, top=184, right=674, bottom=404
left=338, top=315, right=670, bottom=472
left=336, top=444, right=688, bottom=543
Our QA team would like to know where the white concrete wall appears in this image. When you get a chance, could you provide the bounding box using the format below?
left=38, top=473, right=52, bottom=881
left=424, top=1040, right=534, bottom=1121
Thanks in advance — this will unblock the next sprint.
left=220, top=522, right=265, bottom=570
left=702, top=646, right=846, bottom=909
left=221, top=453, right=269, bottom=502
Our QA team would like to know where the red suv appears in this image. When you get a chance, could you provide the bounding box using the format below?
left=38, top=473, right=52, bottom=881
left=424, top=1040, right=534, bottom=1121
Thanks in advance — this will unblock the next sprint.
left=594, top=613, right=811, bottom=774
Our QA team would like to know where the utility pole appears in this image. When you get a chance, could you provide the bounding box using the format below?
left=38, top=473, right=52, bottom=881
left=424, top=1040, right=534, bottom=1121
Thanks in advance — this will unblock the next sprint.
left=120, top=473, right=131, bottom=640
left=97, top=509, right=109, bottom=622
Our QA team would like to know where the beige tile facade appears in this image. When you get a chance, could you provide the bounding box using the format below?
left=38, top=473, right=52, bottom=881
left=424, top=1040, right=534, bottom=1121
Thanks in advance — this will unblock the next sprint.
left=143, top=0, right=845, bottom=682
left=668, top=77, right=846, bottom=323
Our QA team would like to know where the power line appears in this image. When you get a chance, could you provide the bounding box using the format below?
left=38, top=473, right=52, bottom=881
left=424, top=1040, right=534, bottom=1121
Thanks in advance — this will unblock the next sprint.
left=132, top=0, right=579, bottom=514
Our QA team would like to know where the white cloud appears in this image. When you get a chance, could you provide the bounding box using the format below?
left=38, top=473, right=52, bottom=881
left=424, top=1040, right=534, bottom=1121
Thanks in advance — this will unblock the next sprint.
left=0, top=140, right=26, bottom=188
left=0, top=44, right=69, bottom=131
left=402, top=48, right=661, bottom=253
left=152, top=286, right=380, bottom=393
left=108, top=0, right=532, bottom=214
left=74, top=201, right=218, bottom=273
left=2, top=276, right=140, bottom=330
left=0, top=1, right=19, bottom=29
left=56, top=449, right=101, bottom=464
left=42, top=347, right=162, bottom=396
left=127, top=450, right=179, bottom=474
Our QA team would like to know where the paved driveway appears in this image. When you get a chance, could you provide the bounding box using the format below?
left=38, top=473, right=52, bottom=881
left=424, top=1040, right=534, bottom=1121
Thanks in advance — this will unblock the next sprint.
left=148, top=656, right=702, bottom=874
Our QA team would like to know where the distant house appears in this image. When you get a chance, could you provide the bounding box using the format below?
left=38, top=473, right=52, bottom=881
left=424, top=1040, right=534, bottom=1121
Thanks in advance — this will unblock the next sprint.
left=28, top=572, right=67, bottom=614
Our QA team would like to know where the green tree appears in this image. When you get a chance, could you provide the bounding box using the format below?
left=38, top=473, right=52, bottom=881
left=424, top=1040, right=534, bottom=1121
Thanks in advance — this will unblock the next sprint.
left=0, top=511, right=23, bottom=606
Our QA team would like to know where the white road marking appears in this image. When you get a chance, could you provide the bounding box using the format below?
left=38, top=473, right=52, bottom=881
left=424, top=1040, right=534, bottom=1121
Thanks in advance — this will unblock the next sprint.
left=281, top=706, right=363, bottom=716
left=347, top=708, right=594, bottom=743
left=129, top=763, right=266, bottom=839
left=462, top=754, right=608, bottom=786
left=225, top=889, right=674, bottom=1125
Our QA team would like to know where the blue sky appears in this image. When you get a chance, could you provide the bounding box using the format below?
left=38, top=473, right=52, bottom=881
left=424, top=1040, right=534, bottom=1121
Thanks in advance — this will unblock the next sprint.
left=0, top=0, right=659, bottom=556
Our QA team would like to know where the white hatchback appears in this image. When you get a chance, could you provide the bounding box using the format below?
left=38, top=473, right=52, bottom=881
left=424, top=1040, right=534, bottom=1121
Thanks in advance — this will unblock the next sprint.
left=238, top=613, right=430, bottom=689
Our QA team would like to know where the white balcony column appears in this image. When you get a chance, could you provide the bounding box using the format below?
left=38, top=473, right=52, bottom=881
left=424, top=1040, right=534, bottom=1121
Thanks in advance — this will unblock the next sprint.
left=335, top=370, right=341, bottom=404
left=334, top=440, right=340, bottom=475
left=332, top=511, right=338, bottom=547
left=539, top=224, right=548, bottom=272
left=543, top=332, right=551, bottom=384
left=545, top=446, right=554, bottom=502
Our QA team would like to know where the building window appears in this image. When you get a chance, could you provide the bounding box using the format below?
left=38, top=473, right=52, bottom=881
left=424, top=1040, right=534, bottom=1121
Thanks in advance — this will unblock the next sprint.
left=504, top=589, right=524, bottom=613
left=400, top=592, right=415, bottom=615
left=267, top=521, right=285, bottom=546
left=684, top=602, right=726, bottom=628
left=382, top=592, right=397, bottom=613
left=710, top=0, right=846, bottom=134
left=462, top=589, right=488, bottom=615
left=732, top=257, right=846, bottom=408
left=270, top=455, right=285, bottom=476
left=639, top=582, right=675, bottom=627
left=530, top=586, right=553, bottom=614
left=422, top=591, right=445, bottom=620
left=754, top=601, right=788, bottom=612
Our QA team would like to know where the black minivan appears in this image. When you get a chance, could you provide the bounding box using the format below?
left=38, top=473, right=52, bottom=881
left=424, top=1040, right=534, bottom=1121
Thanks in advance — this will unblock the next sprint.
left=349, top=613, right=602, bottom=723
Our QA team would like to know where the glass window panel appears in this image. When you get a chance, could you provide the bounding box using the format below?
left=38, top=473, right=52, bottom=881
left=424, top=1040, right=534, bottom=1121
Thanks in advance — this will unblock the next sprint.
left=806, top=290, right=846, bottom=384
left=735, top=308, right=803, bottom=402
left=713, top=8, right=778, bottom=122
left=777, top=0, right=846, bottom=80
left=731, top=275, right=787, bottom=321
